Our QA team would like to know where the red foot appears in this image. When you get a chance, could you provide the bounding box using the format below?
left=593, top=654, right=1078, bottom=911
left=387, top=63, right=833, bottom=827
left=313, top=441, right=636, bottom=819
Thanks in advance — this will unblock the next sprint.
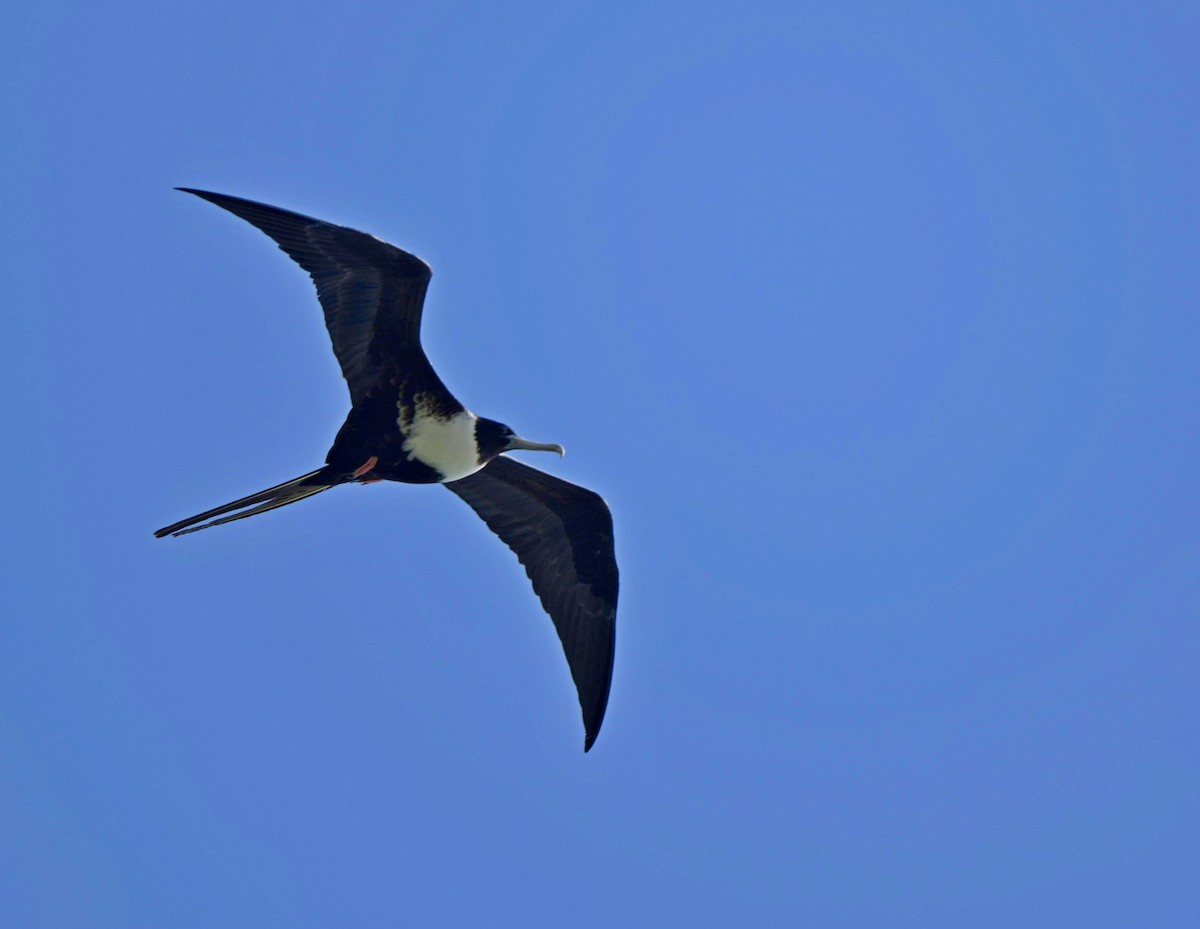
left=353, top=455, right=379, bottom=479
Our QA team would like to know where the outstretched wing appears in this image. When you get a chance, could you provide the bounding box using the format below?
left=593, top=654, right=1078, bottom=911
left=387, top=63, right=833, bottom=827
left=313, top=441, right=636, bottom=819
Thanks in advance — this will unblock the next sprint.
left=179, top=188, right=433, bottom=405
left=445, top=456, right=618, bottom=752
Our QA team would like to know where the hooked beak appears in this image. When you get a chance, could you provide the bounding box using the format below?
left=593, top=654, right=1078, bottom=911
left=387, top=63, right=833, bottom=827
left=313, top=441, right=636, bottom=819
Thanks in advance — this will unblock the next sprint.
left=506, top=435, right=566, bottom=457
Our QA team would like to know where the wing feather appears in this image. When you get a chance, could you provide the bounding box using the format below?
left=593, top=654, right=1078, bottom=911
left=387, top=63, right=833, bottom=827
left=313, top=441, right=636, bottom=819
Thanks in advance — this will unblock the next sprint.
left=178, top=188, right=433, bottom=404
left=445, top=456, right=618, bottom=751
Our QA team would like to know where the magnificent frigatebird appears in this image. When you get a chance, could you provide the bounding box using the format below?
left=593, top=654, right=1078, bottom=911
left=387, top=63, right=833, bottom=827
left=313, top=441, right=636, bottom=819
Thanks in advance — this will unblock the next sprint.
left=156, top=189, right=618, bottom=751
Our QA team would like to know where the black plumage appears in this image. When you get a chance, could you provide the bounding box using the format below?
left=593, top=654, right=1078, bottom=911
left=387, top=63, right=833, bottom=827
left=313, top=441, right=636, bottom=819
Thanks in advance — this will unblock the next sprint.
left=446, top=457, right=617, bottom=749
left=157, top=189, right=618, bottom=751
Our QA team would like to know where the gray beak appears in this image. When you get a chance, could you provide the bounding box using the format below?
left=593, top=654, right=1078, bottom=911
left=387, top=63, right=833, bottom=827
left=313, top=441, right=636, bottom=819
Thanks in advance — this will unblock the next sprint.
left=507, top=435, right=566, bottom=457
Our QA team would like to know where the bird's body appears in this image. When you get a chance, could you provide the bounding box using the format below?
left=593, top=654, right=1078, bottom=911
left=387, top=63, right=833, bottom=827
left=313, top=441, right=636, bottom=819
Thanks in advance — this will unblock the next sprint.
left=330, top=389, right=479, bottom=484
left=157, top=189, right=617, bottom=751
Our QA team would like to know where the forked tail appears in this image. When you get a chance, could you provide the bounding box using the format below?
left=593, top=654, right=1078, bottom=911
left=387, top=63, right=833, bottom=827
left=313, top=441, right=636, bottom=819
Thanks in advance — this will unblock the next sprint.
left=155, top=468, right=339, bottom=538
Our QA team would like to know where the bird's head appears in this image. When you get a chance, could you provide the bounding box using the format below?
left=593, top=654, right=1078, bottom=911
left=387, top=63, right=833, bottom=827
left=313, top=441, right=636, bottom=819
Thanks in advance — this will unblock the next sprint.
left=474, top=417, right=565, bottom=464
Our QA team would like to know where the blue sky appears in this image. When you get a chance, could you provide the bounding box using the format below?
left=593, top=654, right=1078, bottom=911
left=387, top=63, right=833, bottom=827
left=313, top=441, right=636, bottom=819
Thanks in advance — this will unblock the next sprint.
left=3, top=1, right=1197, bottom=925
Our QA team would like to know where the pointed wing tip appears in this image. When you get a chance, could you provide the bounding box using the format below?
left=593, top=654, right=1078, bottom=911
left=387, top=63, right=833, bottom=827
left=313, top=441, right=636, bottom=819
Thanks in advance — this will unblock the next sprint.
left=582, top=708, right=608, bottom=752
left=175, top=187, right=226, bottom=204
left=175, top=188, right=233, bottom=210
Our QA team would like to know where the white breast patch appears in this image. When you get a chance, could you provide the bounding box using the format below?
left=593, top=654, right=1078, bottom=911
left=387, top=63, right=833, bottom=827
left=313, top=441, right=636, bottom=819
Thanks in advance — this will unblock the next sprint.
left=400, top=403, right=482, bottom=482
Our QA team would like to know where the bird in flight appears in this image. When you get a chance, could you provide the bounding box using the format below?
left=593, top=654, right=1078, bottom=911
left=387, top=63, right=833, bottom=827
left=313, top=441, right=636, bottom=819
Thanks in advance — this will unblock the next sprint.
left=156, top=189, right=618, bottom=751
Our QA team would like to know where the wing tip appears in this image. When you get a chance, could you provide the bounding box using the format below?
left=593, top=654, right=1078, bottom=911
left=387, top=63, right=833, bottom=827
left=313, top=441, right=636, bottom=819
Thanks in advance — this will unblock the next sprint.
left=176, top=187, right=242, bottom=210
left=175, top=187, right=234, bottom=210
left=582, top=704, right=608, bottom=753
